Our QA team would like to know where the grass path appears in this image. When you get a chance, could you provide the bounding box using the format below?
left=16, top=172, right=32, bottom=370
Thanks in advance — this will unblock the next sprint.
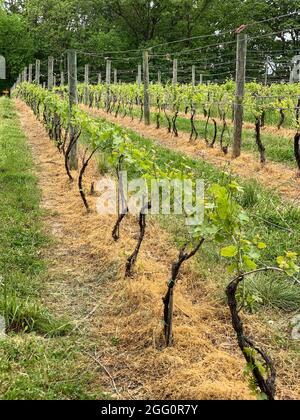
left=155, top=107, right=298, bottom=167
left=0, top=97, right=102, bottom=399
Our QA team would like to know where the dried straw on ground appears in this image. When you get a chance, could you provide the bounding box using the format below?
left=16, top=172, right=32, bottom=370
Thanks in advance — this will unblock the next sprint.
left=14, top=99, right=300, bottom=400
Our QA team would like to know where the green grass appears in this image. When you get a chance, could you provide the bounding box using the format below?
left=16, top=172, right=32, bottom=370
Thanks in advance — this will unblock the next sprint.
left=165, top=113, right=296, bottom=167
left=106, top=104, right=297, bottom=167
left=0, top=98, right=100, bottom=400
left=246, top=274, right=300, bottom=312
left=0, top=336, right=97, bottom=400
left=87, top=110, right=300, bottom=313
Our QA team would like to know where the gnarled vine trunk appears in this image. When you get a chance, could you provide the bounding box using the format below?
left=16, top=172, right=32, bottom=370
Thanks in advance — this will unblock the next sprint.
left=172, top=110, right=179, bottom=137
left=255, top=118, right=266, bottom=165
left=78, top=147, right=101, bottom=212
left=209, top=119, right=218, bottom=148
left=204, top=108, right=211, bottom=144
left=65, top=128, right=81, bottom=181
left=226, top=275, right=276, bottom=400
left=163, top=239, right=205, bottom=347
left=156, top=99, right=161, bottom=129
left=220, top=113, right=229, bottom=155
left=278, top=109, right=285, bottom=130
left=125, top=202, right=152, bottom=277
left=190, top=108, right=198, bottom=142
left=294, top=132, right=300, bottom=177
left=163, top=106, right=172, bottom=133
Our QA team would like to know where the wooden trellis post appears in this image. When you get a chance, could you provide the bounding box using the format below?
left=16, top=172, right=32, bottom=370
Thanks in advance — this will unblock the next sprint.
left=264, top=58, right=269, bottom=86
left=68, top=50, right=78, bottom=170
left=158, top=70, right=161, bottom=84
left=0, top=55, right=6, bottom=80
left=172, top=59, right=178, bottom=85
left=48, top=57, right=54, bottom=90
left=35, top=60, right=40, bottom=85
left=137, top=64, right=142, bottom=85
left=28, top=64, right=33, bottom=83
left=84, top=64, right=89, bottom=105
left=143, top=50, right=150, bottom=125
left=105, top=60, right=111, bottom=110
left=192, top=65, right=196, bottom=87
left=106, top=60, right=111, bottom=85
left=232, top=31, right=247, bottom=159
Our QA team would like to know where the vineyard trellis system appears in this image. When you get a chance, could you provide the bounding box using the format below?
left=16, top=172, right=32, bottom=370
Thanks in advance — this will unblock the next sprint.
left=12, top=81, right=299, bottom=400
left=72, top=80, right=300, bottom=174
left=9, top=16, right=300, bottom=401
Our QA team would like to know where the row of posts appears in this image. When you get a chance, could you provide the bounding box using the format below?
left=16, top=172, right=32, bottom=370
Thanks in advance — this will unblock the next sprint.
left=13, top=31, right=247, bottom=162
left=14, top=57, right=207, bottom=91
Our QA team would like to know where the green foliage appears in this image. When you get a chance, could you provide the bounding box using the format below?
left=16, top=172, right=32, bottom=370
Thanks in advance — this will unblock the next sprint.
left=243, top=348, right=268, bottom=400
left=277, top=251, right=300, bottom=277
left=0, top=5, right=34, bottom=89
left=80, top=81, right=300, bottom=170
left=14, top=81, right=300, bottom=400
left=3, top=0, right=300, bottom=89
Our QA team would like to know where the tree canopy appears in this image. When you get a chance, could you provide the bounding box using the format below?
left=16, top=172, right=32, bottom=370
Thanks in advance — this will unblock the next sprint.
left=0, top=0, right=299, bottom=88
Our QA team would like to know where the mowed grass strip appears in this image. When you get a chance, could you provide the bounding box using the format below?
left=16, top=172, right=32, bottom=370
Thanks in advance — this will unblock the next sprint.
left=107, top=105, right=297, bottom=167
left=0, top=98, right=97, bottom=400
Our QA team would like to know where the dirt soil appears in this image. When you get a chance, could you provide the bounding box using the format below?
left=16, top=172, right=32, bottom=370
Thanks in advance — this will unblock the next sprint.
left=83, top=106, right=300, bottom=207
left=14, top=99, right=300, bottom=400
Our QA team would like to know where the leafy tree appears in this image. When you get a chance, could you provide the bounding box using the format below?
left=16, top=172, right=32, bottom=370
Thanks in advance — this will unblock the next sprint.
left=0, top=3, right=34, bottom=90
left=3, top=0, right=25, bottom=14
left=2, top=0, right=300, bottom=87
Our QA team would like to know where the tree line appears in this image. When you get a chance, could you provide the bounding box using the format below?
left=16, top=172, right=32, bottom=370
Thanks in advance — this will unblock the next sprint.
left=0, top=0, right=299, bottom=90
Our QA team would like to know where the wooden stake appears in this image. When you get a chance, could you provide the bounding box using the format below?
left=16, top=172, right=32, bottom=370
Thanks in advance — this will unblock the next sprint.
left=47, top=57, right=54, bottom=90
left=84, top=64, right=89, bottom=105
left=192, top=65, right=196, bottom=87
left=106, top=60, right=111, bottom=85
left=172, top=59, right=178, bottom=85
left=137, top=64, right=142, bottom=85
left=28, top=64, right=33, bottom=83
left=158, top=70, right=161, bottom=84
left=68, top=50, right=78, bottom=170
left=35, top=60, right=40, bottom=85
left=232, top=32, right=247, bottom=159
left=143, top=50, right=150, bottom=125
left=264, top=59, right=268, bottom=86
